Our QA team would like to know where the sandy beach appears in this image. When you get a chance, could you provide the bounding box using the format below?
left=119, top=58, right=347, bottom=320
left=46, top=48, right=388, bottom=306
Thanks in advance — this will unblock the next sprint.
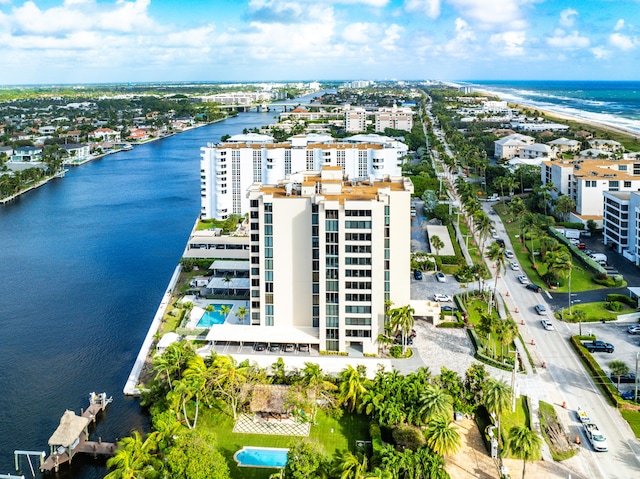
left=472, top=86, right=640, bottom=140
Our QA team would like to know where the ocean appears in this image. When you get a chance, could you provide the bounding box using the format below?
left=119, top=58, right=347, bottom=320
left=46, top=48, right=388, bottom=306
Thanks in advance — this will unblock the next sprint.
left=460, top=80, right=640, bottom=136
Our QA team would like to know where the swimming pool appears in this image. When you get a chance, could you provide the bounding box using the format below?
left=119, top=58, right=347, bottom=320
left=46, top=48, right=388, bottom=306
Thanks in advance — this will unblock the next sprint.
left=196, top=304, right=233, bottom=328
left=234, top=446, right=289, bottom=468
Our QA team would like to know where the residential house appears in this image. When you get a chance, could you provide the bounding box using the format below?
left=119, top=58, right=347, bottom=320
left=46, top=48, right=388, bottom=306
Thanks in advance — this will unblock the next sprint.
left=494, top=133, right=535, bottom=160
left=11, top=146, right=43, bottom=162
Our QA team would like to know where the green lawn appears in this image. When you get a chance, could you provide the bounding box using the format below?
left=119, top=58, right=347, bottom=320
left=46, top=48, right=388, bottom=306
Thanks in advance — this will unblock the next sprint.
left=621, top=409, right=640, bottom=438
left=501, top=397, right=529, bottom=440
left=555, top=301, right=635, bottom=322
left=197, top=406, right=370, bottom=479
left=457, top=219, right=484, bottom=265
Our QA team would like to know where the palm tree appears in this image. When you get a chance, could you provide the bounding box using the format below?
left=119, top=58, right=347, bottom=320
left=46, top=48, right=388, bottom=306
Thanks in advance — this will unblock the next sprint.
left=430, top=234, right=445, bottom=257
left=299, top=362, right=337, bottom=421
left=521, top=213, right=539, bottom=263
left=209, top=355, right=250, bottom=419
left=336, top=451, right=368, bottom=479
left=424, top=415, right=461, bottom=456
left=418, top=384, right=453, bottom=423
left=235, top=306, right=249, bottom=324
left=105, top=431, right=159, bottom=479
left=475, top=212, right=494, bottom=256
left=554, top=194, right=575, bottom=222
left=222, top=273, right=232, bottom=296
left=388, top=304, right=415, bottom=354
left=508, top=196, right=526, bottom=245
left=610, top=360, right=630, bottom=391
left=506, top=425, right=542, bottom=479
left=546, top=249, right=572, bottom=311
left=338, top=365, right=368, bottom=413
left=218, top=304, right=232, bottom=322
left=486, top=242, right=506, bottom=314
left=483, top=378, right=512, bottom=448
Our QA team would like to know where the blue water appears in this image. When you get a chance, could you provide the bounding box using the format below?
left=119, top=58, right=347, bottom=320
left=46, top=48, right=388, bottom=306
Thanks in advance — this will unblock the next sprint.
left=0, top=113, right=278, bottom=479
left=196, top=304, right=233, bottom=328
left=460, top=80, right=640, bottom=135
left=0, top=89, right=330, bottom=479
left=235, top=447, right=289, bottom=468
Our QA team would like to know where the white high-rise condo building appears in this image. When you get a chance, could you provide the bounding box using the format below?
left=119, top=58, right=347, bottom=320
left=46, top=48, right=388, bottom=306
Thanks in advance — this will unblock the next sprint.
left=245, top=166, right=413, bottom=354
left=200, top=133, right=408, bottom=220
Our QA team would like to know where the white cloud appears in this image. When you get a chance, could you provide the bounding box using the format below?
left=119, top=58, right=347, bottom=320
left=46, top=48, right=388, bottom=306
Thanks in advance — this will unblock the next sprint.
left=546, top=30, right=590, bottom=49
left=380, top=24, right=403, bottom=50
left=342, top=22, right=377, bottom=43
left=405, top=0, right=441, bottom=19
left=442, top=17, right=477, bottom=56
left=489, top=30, right=526, bottom=56
left=610, top=32, right=637, bottom=50
left=559, top=8, right=578, bottom=27
left=591, top=46, right=611, bottom=60
left=614, top=19, right=625, bottom=31
left=446, top=0, right=527, bottom=29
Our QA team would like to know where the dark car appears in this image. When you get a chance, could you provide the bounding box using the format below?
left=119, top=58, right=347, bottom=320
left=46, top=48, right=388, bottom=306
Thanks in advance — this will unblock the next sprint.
left=441, top=305, right=459, bottom=312
left=254, top=342, right=266, bottom=352
left=525, top=283, right=542, bottom=293
left=495, top=238, right=505, bottom=247
left=621, top=390, right=639, bottom=401
left=269, top=343, right=280, bottom=352
left=583, top=340, right=614, bottom=353
left=611, top=373, right=637, bottom=384
left=578, top=243, right=587, bottom=249
left=413, top=270, right=423, bottom=280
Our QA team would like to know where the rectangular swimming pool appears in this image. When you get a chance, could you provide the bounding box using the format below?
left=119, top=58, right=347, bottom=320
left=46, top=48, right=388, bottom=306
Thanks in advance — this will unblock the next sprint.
left=196, top=304, right=233, bottom=328
left=234, top=446, right=289, bottom=468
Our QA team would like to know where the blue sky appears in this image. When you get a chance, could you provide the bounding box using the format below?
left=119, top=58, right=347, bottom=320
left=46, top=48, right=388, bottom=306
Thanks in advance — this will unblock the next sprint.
left=0, top=0, right=638, bottom=85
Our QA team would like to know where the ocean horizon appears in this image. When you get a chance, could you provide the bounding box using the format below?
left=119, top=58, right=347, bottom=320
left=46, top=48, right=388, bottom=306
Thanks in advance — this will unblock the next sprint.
left=455, top=80, right=640, bottom=136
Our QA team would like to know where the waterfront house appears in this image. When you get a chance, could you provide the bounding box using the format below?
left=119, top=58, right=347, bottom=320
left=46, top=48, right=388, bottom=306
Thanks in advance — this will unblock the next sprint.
left=11, top=146, right=43, bottom=162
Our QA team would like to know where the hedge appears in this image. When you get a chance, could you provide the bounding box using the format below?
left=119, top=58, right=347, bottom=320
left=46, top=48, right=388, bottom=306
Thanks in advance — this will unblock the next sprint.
left=370, top=422, right=383, bottom=466
left=547, top=227, right=607, bottom=275
left=606, top=294, right=637, bottom=308
left=436, top=321, right=465, bottom=328
left=569, top=335, right=618, bottom=406
left=556, top=222, right=585, bottom=230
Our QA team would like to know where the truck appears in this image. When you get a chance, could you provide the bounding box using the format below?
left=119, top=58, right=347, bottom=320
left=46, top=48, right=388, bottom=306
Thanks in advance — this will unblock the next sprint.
left=583, top=340, right=614, bottom=353
left=564, top=228, right=581, bottom=240
left=583, top=423, right=608, bottom=452
left=576, top=407, right=590, bottom=423
left=589, top=253, right=607, bottom=264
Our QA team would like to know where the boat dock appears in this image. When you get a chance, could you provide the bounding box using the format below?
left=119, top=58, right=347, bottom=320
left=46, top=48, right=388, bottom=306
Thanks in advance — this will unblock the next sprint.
left=34, top=392, right=116, bottom=473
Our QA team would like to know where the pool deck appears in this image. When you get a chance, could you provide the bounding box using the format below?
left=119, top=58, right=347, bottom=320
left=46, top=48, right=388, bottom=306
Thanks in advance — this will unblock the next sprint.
left=232, top=414, right=310, bottom=436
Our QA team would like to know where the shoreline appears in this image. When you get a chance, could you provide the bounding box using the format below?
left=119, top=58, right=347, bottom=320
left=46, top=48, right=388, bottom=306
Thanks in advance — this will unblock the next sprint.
left=0, top=118, right=229, bottom=205
left=471, top=86, right=640, bottom=141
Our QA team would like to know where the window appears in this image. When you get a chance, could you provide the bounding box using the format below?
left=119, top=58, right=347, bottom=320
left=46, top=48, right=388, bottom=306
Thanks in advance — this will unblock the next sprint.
left=625, top=181, right=632, bottom=188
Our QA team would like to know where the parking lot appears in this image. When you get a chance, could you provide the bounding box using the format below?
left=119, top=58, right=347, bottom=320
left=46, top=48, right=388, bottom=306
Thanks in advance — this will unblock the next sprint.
left=411, top=270, right=477, bottom=304
left=578, top=321, right=640, bottom=393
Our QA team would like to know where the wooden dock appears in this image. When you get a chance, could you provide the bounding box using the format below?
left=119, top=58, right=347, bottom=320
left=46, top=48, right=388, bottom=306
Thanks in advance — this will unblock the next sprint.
left=38, top=392, right=116, bottom=473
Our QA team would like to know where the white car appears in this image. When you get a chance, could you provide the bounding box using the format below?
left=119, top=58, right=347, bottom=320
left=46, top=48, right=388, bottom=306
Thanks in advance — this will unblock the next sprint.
left=491, top=230, right=498, bottom=238
left=434, top=294, right=452, bottom=302
left=517, top=275, right=529, bottom=284
left=541, top=319, right=554, bottom=331
left=509, top=261, right=520, bottom=271
left=504, top=249, right=514, bottom=259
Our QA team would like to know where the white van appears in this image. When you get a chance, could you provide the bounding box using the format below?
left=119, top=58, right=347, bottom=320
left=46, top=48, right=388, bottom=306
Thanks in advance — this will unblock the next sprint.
left=589, top=253, right=607, bottom=265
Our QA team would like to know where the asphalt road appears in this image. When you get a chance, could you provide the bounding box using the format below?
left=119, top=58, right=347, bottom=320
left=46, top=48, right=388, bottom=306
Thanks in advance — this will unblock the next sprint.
left=483, top=202, right=640, bottom=479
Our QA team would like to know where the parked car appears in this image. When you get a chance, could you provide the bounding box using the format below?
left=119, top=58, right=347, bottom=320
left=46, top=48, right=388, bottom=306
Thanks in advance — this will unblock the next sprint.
left=611, top=373, right=637, bottom=384
left=414, top=270, right=423, bottom=280
left=509, top=261, right=520, bottom=271
left=627, top=325, right=640, bottom=335
left=535, top=304, right=547, bottom=315
left=435, top=272, right=447, bottom=283
left=284, top=344, right=295, bottom=353
left=495, top=238, right=505, bottom=247
left=517, top=275, right=529, bottom=284
left=254, top=342, right=266, bottom=352
left=491, top=230, right=498, bottom=238
left=583, top=340, right=614, bottom=353
left=578, top=243, right=587, bottom=249
left=504, top=249, right=514, bottom=259
left=541, top=319, right=554, bottom=330
left=269, top=343, right=280, bottom=352
left=441, top=305, right=459, bottom=312
left=526, top=283, right=542, bottom=293
left=621, top=390, right=639, bottom=401
left=434, top=294, right=452, bottom=302
left=298, top=344, right=309, bottom=352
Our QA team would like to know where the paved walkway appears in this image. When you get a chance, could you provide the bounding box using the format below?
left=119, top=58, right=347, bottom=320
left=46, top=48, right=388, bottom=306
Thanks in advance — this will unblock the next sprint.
left=232, top=414, right=310, bottom=436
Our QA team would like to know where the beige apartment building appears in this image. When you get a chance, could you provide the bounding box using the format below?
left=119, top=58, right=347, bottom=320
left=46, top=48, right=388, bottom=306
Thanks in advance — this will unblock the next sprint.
left=245, top=167, right=413, bottom=354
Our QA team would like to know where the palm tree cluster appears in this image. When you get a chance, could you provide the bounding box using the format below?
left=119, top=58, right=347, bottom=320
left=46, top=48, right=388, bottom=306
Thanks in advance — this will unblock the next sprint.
left=104, top=337, right=534, bottom=479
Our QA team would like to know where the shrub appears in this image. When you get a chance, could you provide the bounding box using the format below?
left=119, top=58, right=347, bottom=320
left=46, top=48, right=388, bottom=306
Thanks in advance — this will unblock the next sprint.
left=556, top=222, right=585, bottom=230
left=606, top=294, right=637, bottom=307
left=370, top=423, right=383, bottom=466
left=606, top=301, right=624, bottom=312
left=392, top=424, right=425, bottom=451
